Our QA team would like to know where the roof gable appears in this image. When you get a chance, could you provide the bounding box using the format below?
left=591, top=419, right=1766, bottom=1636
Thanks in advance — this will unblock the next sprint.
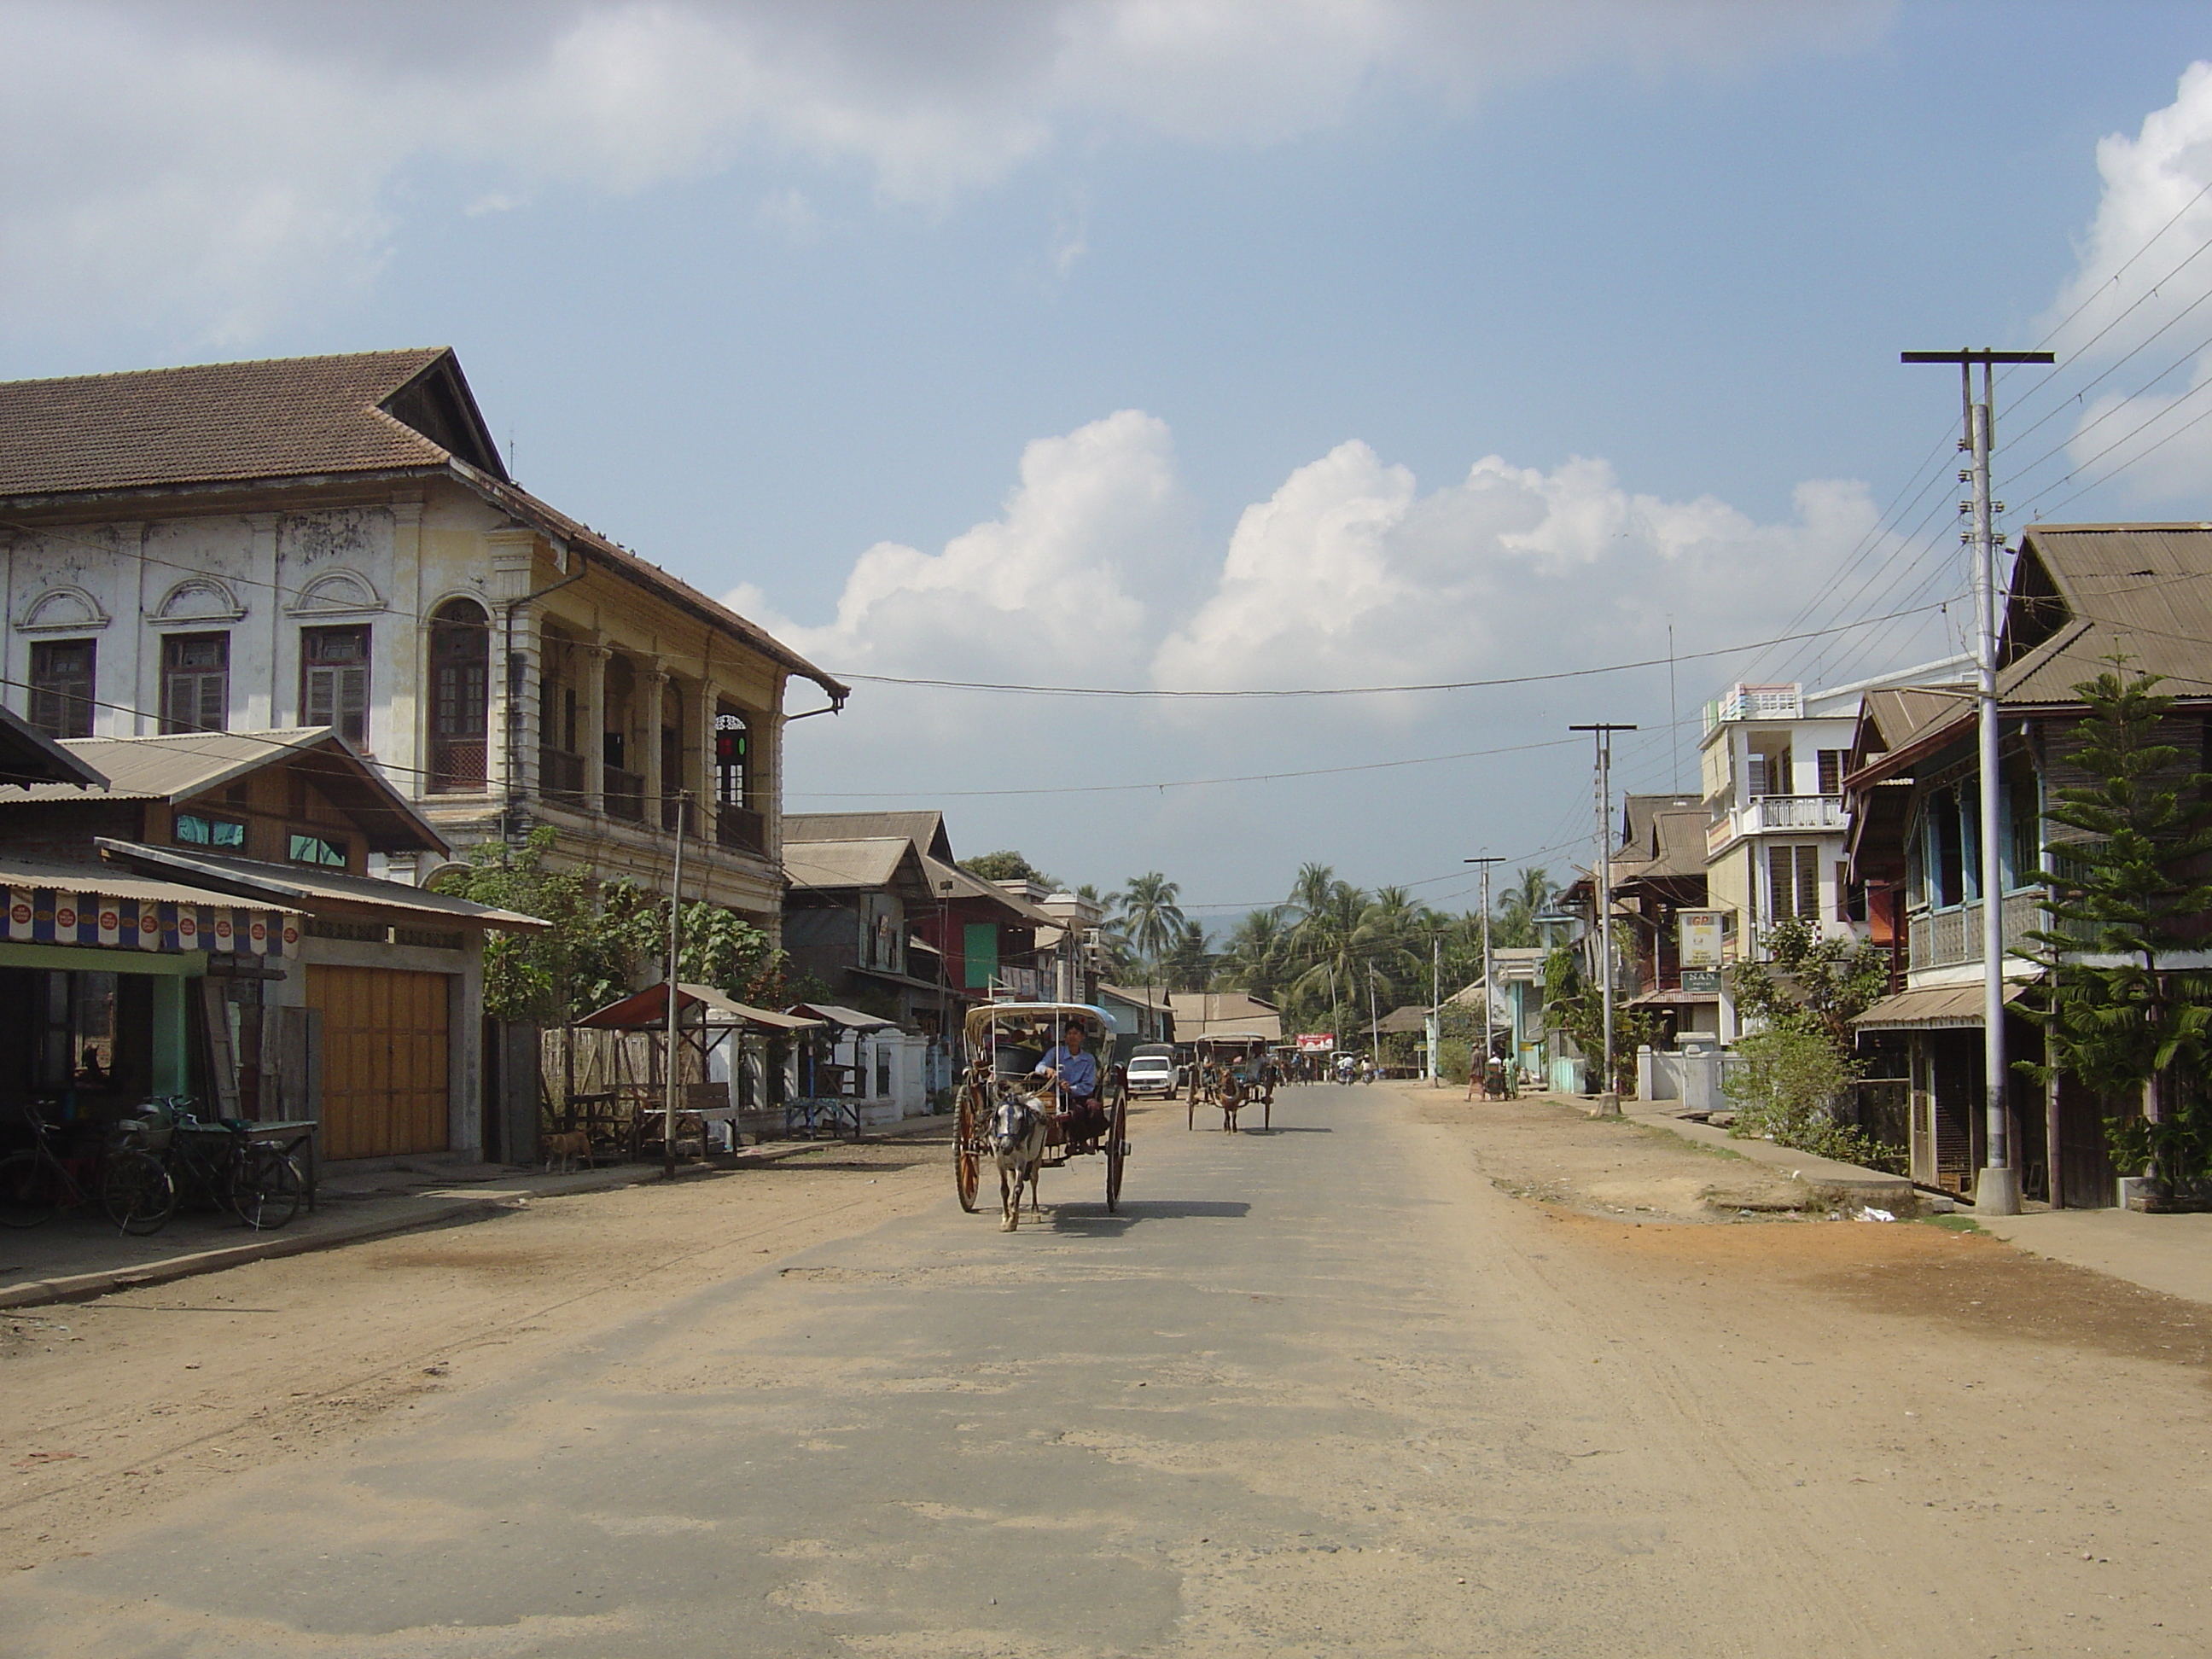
left=0, top=347, right=509, bottom=502
left=784, top=811, right=952, bottom=860
left=2001, top=525, right=2212, bottom=703
left=2, top=727, right=446, bottom=855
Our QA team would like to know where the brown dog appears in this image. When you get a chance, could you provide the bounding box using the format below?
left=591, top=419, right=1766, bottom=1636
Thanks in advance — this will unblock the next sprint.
left=541, top=1130, right=594, bottom=1173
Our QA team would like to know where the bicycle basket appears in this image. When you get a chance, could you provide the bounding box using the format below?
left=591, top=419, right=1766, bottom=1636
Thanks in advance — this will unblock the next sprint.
left=112, top=1117, right=173, bottom=1152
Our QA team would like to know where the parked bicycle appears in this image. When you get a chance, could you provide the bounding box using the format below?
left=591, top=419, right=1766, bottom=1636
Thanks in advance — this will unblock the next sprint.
left=131, top=1097, right=306, bottom=1233
left=0, top=1102, right=176, bottom=1235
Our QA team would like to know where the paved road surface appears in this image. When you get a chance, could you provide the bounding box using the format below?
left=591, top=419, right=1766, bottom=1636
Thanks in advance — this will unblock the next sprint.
left=3, top=1084, right=2199, bottom=1655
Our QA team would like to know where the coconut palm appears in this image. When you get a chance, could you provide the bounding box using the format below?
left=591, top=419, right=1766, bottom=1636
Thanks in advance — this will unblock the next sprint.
left=1163, top=918, right=1214, bottom=992
left=1492, top=866, right=1557, bottom=949
left=1220, top=906, right=1290, bottom=1002
left=1115, top=871, right=1185, bottom=1019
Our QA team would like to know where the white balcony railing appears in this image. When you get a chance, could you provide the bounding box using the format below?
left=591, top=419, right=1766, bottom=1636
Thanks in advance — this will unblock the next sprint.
left=1707, top=793, right=1845, bottom=855
left=1749, top=794, right=1845, bottom=832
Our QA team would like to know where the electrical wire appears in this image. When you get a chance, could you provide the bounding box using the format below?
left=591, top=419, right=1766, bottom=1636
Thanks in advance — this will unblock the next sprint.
left=831, top=602, right=1953, bottom=701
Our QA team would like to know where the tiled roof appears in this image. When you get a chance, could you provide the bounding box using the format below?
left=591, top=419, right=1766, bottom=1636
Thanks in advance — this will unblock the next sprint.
left=0, top=349, right=465, bottom=499
left=0, top=349, right=847, bottom=699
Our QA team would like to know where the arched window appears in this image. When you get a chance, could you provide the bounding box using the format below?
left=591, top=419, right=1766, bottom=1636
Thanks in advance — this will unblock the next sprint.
left=428, top=599, right=490, bottom=793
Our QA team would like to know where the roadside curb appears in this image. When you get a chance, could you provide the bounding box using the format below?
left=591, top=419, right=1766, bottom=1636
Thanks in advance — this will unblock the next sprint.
left=0, top=1196, right=509, bottom=1311
left=1627, top=1109, right=1918, bottom=1213
left=0, top=1117, right=952, bottom=1312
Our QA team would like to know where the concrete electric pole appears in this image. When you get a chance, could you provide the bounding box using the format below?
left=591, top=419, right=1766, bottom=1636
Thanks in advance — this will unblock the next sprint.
left=1465, top=857, right=1504, bottom=1091
left=1901, top=348, right=2055, bottom=1215
left=1569, top=725, right=1636, bottom=1112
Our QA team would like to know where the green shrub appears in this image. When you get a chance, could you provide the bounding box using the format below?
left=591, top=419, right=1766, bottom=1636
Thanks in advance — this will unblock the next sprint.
left=1723, top=1026, right=1904, bottom=1174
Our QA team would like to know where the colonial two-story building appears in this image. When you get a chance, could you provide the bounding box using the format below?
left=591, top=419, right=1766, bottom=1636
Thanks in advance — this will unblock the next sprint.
left=0, top=349, right=847, bottom=946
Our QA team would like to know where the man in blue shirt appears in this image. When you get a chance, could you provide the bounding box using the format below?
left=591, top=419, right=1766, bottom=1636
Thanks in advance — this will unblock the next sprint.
left=1033, top=1021, right=1103, bottom=1143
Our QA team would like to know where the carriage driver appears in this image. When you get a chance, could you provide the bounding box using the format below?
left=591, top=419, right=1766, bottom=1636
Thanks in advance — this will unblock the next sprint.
left=1032, top=1022, right=1105, bottom=1143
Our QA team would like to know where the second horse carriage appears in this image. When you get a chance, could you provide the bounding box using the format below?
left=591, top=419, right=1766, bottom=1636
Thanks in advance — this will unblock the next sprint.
left=954, top=1003, right=1128, bottom=1231
left=1187, top=1032, right=1276, bottom=1133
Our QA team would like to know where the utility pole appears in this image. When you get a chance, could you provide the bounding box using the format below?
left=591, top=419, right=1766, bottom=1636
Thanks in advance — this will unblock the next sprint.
left=663, top=792, right=688, bottom=1182
left=1902, top=348, right=2055, bottom=1215
left=1428, top=928, right=1442, bottom=1087
left=1569, top=725, right=1636, bottom=1112
left=1466, top=857, right=1505, bottom=1092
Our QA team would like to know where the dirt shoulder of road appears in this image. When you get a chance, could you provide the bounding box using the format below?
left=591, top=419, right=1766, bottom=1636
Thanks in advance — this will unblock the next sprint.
left=1401, top=1084, right=2212, bottom=1377
left=1405, top=1086, right=1824, bottom=1220
left=0, top=1122, right=977, bottom=1570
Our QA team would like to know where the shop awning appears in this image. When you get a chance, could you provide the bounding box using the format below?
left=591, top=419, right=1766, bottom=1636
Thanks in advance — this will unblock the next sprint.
left=578, top=981, right=826, bottom=1033
left=1853, top=981, right=2034, bottom=1031
left=96, top=841, right=545, bottom=932
left=0, top=853, right=301, bottom=956
left=789, top=1002, right=899, bottom=1031
left=1627, top=989, right=1720, bottom=1007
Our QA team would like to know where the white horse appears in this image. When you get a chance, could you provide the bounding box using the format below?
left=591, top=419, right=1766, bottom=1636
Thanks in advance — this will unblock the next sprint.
left=989, top=1084, right=1051, bottom=1231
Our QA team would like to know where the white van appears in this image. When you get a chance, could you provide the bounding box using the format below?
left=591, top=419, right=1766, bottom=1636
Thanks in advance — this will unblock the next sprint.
left=1126, top=1044, right=1177, bottom=1098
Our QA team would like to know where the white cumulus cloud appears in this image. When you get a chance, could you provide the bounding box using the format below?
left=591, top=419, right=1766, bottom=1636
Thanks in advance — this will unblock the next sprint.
left=0, top=0, right=1888, bottom=341
left=1152, top=444, right=1893, bottom=710
left=2030, top=61, right=2212, bottom=509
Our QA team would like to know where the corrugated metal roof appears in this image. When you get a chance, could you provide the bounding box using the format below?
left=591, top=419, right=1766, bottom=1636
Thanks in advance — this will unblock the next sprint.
left=785, top=811, right=951, bottom=859
left=919, top=854, right=1060, bottom=924
left=16, top=728, right=333, bottom=802
left=783, top=837, right=920, bottom=894
left=789, top=1003, right=898, bottom=1030
left=1854, top=980, right=2031, bottom=1029
left=0, top=852, right=302, bottom=914
left=96, top=841, right=544, bottom=930
left=2001, top=525, right=2212, bottom=703
left=4, top=728, right=447, bottom=856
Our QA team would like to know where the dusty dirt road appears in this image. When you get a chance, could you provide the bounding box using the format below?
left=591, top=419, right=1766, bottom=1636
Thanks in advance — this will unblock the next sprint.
left=0, top=1132, right=953, bottom=1570
left=3, top=1086, right=2210, bottom=1656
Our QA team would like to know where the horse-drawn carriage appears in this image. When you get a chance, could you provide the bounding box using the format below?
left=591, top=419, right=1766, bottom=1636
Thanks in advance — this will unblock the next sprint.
left=1186, top=1032, right=1276, bottom=1132
left=954, top=1002, right=1128, bottom=1231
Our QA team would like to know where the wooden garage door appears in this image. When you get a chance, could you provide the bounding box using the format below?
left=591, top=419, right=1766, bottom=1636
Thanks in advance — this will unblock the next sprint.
left=306, top=965, right=451, bottom=1160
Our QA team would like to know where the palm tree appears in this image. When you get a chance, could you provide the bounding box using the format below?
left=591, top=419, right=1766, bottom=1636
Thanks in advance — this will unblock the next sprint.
left=1220, top=906, right=1289, bottom=1002
left=1116, top=871, right=1185, bottom=1025
left=1492, top=866, right=1557, bottom=949
left=1284, top=878, right=1370, bottom=1039
left=1165, top=918, right=1213, bottom=992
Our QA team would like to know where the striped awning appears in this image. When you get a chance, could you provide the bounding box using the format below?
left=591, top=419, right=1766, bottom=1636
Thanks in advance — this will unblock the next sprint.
left=0, top=858, right=300, bottom=957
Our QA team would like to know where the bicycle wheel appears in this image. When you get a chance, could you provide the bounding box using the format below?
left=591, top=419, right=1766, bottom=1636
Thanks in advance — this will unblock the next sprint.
left=102, top=1150, right=177, bottom=1236
left=231, top=1148, right=305, bottom=1231
left=0, top=1150, right=61, bottom=1227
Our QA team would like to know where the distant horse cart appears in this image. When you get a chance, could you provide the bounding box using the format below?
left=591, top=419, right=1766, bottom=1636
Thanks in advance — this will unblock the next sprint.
left=1188, top=1033, right=1275, bottom=1132
left=954, top=1003, right=1129, bottom=1229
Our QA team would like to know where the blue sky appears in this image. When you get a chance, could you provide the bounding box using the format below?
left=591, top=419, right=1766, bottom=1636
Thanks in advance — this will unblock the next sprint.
left=6, top=2, right=2212, bottom=920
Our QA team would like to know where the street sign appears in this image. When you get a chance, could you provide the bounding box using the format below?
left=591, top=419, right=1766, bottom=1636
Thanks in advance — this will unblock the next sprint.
left=1678, top=911, right=1724, bottom=969
left=1681, top=969, right=1721, bottom=994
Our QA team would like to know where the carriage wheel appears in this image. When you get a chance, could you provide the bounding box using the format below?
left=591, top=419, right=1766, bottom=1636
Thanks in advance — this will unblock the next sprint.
left=1105, top=1084, right=1127, bottom=1213
left=1186, top=1083, right=1196, bottom=1131
left=954, top=1080, right=981, bottom=1214
left=1262, top=1088, right=1272, bottom=1132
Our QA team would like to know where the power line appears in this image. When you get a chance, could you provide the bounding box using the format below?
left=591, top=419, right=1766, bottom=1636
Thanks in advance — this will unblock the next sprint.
left=789, top=734, right=1585, bottom=800
left=831, top=602, right=1953, bottom=701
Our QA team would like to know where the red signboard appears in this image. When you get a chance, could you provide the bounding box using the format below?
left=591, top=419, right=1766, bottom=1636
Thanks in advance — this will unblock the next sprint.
left=1295, top=1033, right=1335, bottom=1052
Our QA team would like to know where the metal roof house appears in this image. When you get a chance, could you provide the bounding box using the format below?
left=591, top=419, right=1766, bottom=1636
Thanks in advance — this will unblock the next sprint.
left=1843, top=523, right=2212, bottom=1206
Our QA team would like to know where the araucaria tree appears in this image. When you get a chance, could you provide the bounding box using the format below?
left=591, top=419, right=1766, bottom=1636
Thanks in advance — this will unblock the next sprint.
left=2024, top=664, right=2212, bottom=1196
